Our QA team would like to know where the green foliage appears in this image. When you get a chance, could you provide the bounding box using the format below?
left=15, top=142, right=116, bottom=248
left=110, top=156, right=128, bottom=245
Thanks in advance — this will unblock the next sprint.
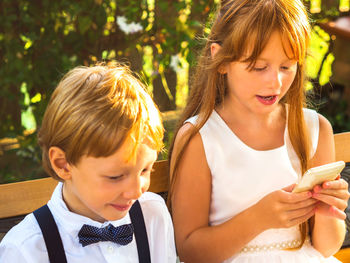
left=0, top=0, right=216, bottom=183
left=0, top=0, right=349, bottom=183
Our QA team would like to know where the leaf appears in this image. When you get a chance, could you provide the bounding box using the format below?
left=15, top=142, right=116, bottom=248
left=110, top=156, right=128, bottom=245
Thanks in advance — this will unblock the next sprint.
left=78, top=16, right=92, bottom=34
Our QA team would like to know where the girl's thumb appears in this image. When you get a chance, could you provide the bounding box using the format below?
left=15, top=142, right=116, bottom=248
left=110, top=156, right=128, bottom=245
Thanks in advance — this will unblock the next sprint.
left=283, top=184, right=296, bottom=192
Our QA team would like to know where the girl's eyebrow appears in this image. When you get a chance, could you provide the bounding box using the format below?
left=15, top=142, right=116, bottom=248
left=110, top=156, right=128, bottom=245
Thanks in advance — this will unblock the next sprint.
left=254, top=57, right=296, bottom=63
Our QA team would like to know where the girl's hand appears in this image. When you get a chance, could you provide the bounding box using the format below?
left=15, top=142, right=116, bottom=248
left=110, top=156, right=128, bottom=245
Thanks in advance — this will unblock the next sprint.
left=254, top=184, right=317, bottom=230
left=312, top=176, right=350, bottom=220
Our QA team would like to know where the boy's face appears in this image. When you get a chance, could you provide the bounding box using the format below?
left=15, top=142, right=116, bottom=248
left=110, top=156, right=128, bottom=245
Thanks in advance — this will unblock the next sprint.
left=62, top=140, right=157, bottom=222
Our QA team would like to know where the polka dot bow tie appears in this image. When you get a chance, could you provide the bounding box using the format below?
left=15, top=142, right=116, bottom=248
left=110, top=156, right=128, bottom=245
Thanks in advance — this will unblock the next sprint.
left=78, top=223, right=134, bottom=247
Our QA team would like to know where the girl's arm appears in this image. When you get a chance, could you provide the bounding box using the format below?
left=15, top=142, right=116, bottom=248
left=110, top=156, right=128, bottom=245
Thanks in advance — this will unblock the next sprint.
left=171, top=123, right=316, bottom=263
left=310, top=114, right=349, bottom=257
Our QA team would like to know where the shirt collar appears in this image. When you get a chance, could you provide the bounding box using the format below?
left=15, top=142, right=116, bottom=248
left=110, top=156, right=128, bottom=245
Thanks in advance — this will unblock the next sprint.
left=47, top=182, right=132, bottom=238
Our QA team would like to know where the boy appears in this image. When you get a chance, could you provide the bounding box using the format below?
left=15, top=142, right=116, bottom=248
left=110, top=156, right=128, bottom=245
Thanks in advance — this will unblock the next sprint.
left=0, top=62, right=177, bottom=262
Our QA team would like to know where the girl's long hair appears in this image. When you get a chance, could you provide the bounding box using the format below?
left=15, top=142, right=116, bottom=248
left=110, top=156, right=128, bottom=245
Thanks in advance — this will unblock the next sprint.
left=169, top=0, right=312, bottom=247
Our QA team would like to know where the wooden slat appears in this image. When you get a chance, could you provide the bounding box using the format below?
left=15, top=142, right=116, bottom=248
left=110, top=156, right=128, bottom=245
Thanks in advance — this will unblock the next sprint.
left=334, top=131, right=350, bottom=260
left=334, top=131, right=350, bottom=162
left=149, top=160, right=169, bottom=193
left=334, top=247, right=350, bottom=261
left=0, top=160, right=169, bottom=219
left=0, top=177, right=57, bottom=219
left=318, top=17, right=350, bottom=41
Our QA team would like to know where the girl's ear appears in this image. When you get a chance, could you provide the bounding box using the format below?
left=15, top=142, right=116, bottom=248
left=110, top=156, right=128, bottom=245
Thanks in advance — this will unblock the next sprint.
left=49, top=146, right=72, bottom=180
left=210, top=43, right=221, bottom=58
left=210, top=43, right=227, bottom=74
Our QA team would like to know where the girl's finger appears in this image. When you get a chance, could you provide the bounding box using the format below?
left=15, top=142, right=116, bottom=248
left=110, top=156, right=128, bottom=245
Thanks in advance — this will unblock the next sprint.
left=313, top=188, right=350, bottom=200
left=280, top=191, right=312, bottom=203
left=320, top=178, right=348, bottom=190
left=288, top=198, right=318, bottom=210
left=287, top=203, right=317, bottom=220
left=289, top=208, right=316, bottom=226
left=312, top=193, right=348, bottom=211
left=283, top=184, right=296, bottom=192
left=315, top=203, right=347, bottom=220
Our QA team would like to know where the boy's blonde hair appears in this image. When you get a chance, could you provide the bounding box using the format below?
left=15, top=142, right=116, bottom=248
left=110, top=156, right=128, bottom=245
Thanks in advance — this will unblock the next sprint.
left=38, top=62, right=164, bottom=181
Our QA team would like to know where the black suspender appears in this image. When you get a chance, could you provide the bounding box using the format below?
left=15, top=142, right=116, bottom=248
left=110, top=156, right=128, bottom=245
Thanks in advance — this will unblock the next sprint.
left=33, top=200, right=151, bottom=263
left=129, top=200, right=151, bottom=263
left=33, top=205, right=67, bottom=263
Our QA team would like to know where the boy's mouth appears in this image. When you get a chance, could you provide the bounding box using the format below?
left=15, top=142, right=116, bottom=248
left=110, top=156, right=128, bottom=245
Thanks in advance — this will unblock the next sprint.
left=110, top=203, right=132, bottom=212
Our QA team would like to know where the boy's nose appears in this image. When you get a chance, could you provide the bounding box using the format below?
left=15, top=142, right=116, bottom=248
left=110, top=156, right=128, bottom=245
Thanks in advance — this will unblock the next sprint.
left=124, top=175, right=149, bottom=200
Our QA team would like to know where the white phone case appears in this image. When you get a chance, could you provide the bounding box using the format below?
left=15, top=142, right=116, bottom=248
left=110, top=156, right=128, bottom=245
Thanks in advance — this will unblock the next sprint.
left=292, top=161, right=345, bottom=193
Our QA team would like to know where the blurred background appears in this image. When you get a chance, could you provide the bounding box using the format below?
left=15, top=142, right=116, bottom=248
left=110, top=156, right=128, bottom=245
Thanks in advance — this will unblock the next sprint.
left=0, top=0, right=349, bottom=184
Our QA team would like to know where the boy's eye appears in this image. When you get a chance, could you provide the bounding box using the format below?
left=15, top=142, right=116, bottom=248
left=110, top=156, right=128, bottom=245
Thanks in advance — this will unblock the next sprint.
left=107, top=175, right=123, bottom=180
left=141, top=168, right=151, bottom=174
left=141, top=167, right=155, bottom=175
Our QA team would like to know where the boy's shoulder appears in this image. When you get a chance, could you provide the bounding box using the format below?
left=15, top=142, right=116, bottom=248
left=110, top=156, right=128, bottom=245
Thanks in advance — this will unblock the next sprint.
left=0, top=212, right=45, bottom=260
left=138, top=192, right=167, bottom=209
left=137, top=192, right=174, bottom=247
left=138, top=192, right=171, bottom=221
left=1, top=213, right=42, bottom=247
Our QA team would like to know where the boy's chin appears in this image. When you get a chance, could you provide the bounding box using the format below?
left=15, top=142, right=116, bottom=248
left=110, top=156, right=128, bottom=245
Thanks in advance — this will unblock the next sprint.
left=103, top=210, right=130, bottom=222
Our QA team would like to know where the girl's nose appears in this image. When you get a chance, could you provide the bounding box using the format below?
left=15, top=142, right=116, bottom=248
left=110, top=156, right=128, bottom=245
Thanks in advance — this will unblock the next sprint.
left=270, top=69, right=283, bottom=90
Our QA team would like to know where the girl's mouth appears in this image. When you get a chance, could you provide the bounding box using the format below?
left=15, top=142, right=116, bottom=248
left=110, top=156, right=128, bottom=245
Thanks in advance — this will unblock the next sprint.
left=256, top=95, right=278, bottom=105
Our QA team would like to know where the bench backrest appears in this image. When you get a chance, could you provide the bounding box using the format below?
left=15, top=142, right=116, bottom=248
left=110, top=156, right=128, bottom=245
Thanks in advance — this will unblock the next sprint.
left=0, top=132, right=349, bottom=220
left=0, top=160, right=169, bottom=219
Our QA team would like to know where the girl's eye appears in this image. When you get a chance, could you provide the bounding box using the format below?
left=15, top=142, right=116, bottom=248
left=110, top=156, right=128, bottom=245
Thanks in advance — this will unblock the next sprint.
left=252, top=66, right=267, bottom=72
left=281, top=62, right=297, bottom=71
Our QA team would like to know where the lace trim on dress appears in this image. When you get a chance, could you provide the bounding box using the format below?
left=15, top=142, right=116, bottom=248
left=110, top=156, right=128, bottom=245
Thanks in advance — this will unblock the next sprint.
left=240, top=237, right=310, bottom=254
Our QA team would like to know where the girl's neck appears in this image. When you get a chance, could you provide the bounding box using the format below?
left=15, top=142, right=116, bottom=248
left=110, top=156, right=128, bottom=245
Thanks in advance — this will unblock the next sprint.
left=215, top=99, right=286, bottom=151
left=216, top=98, right=285, bottom=130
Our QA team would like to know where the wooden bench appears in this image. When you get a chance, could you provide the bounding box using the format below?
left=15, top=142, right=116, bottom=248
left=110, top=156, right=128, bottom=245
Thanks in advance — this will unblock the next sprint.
left=1, top=132, right=350, bottom=261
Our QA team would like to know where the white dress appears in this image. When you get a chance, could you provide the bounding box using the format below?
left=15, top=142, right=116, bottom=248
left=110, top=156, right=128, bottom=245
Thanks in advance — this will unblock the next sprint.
left=186, top=109, right=341, bottom=263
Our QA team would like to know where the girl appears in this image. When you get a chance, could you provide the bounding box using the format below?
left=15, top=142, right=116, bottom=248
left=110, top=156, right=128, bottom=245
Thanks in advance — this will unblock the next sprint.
left=169, top=0, right=349, bottom=262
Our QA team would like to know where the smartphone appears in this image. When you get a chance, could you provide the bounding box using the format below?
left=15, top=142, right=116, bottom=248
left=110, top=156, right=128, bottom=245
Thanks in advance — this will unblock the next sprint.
left=292, top=161, right=345, bottom=193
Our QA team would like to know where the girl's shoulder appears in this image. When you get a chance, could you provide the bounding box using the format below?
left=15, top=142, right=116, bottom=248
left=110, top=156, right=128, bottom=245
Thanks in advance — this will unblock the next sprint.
left=302, top=108, right=332, bottom=137
left=174, top=115, right=202, bottom=153
left=305, top=109, right=334, bottom=165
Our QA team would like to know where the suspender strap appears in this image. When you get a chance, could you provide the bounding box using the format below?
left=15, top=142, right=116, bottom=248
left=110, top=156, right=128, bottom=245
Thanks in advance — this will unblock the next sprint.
left=129, top=200, right=151, bottom=263
left=33, top=205, right=68, bottom=263
left=33, top=202, right=150, bottom=263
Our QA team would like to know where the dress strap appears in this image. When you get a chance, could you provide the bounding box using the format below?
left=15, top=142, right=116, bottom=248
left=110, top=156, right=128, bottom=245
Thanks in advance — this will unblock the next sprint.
left=129, top=200, right=151, bottom=263
left=33, top=205, right=67, bottom=263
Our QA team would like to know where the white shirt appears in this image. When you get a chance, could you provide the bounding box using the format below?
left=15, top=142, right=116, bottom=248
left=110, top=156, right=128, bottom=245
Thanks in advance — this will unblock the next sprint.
left=0, top=183, right=177, bottom=263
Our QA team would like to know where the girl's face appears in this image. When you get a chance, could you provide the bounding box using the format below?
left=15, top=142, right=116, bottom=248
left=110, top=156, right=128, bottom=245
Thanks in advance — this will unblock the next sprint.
left=221, top=30, right=298, bottom=115
left=62, top=140, right=157, bottom=223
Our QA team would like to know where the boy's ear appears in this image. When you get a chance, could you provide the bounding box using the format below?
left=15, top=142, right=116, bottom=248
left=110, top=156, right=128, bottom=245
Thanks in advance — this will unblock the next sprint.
left=210, top=43, right=227, bottom=74
left=49, top=146, right=71, bottom=180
